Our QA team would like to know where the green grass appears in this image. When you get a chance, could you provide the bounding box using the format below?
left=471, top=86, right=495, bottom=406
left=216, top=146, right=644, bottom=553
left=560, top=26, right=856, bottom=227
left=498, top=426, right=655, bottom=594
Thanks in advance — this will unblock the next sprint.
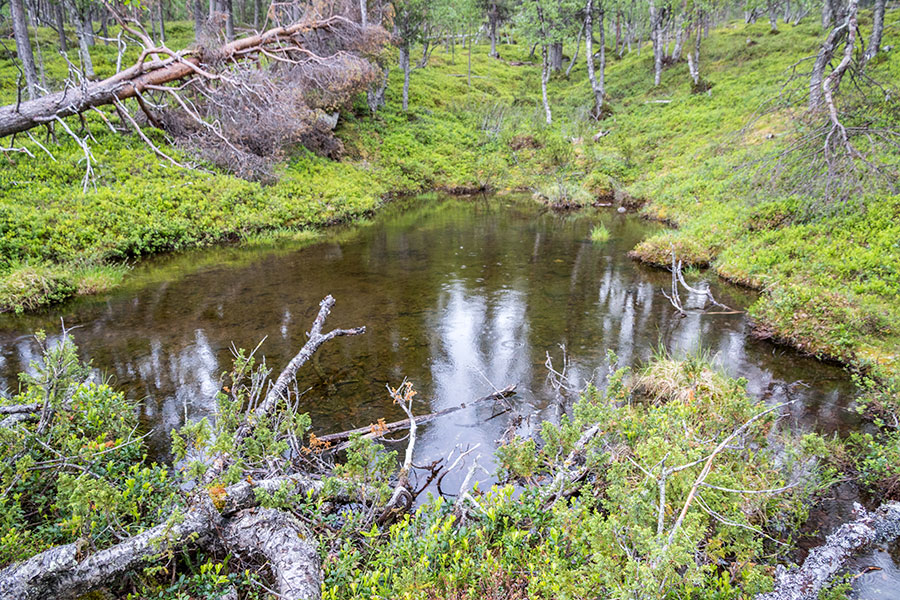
left=590, top=223, right=610, bottom=243
left=1, top=16, right=899, bottom=395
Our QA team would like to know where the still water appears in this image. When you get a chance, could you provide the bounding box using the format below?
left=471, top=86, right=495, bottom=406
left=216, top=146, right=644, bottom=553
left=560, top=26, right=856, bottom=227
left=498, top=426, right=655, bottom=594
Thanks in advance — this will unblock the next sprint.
left=0, top=194, right=890, bottom=596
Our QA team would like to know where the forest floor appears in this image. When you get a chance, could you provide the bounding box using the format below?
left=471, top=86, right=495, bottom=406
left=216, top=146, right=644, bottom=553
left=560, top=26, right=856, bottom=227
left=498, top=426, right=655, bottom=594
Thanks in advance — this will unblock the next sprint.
left=1, top=16, right=898, bottom=390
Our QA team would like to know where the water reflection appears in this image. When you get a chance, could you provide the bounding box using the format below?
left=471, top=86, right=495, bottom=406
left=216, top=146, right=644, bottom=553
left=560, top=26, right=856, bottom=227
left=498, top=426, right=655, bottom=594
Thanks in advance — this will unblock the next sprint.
left=0, top=195, right=858, bottom=466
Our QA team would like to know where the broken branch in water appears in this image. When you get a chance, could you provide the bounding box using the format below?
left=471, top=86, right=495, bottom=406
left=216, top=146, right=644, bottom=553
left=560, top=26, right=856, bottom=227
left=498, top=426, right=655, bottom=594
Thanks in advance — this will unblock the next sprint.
left=662, top=250, right=735, bottom=316
left=314, top=384, right=517, bottom=450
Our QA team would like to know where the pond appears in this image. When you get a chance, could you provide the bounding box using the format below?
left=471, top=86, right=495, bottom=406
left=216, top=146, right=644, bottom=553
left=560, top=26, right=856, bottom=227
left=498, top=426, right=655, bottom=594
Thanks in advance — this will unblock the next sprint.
left=0, top=193, right=890, bottom=596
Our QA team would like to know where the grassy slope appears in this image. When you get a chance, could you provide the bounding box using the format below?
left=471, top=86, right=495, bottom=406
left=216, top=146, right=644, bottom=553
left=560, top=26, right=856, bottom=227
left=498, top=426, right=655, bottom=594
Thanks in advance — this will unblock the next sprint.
left=1, top=17, right=898, bottom=385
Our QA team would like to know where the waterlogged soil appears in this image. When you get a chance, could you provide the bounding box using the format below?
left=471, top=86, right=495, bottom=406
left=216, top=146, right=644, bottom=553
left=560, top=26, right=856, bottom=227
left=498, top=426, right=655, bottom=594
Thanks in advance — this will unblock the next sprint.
left=0, top=194, right=891, bottom=596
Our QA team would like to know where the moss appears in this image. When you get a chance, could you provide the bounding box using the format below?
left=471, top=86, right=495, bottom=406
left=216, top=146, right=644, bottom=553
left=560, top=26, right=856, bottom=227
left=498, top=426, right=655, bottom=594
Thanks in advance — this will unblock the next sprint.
left=1, top=15, right=899, bottom=389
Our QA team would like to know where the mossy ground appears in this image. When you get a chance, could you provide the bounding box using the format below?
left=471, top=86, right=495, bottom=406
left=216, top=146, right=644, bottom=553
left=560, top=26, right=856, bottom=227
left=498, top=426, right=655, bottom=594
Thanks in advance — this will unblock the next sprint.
left=1, top=17, right=898, bottom=389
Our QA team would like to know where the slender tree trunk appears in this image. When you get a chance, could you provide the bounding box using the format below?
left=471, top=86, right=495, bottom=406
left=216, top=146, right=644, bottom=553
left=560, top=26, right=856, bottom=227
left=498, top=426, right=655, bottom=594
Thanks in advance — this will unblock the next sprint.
left=767, top=0, right=779, bottom=31
left=99, top=7, right=109, bottom=44
left=82, top=8, right=94, bottom=46
left=359, top=0, right=367, bottom=27
left=535, top=1, right=552, bottom=123
left=467, top=32, right=472, bottom=86
left=615, top=8, right=622, bottom=56
left=194, top=0, right=205, bottom=34
left=566, top=22, right=583, bottom=77
left=686, top=13, right=702, bottom=87
left=224, top=0, right=235, bottom=40
left=489, top=5, right=498, bottom=58
left=599, top=10, right=605, bottom=95
left=810, top=0, right=855, bottom=110
left=10, top=0, right=39, bottom=99
left=821, top=0, right=835, bottom=28
left=55, top=1, right=68, bottom=52
left=864, top=0, right=885, bottom=62
left=671, top=15, right=686, bottom=61
left=585, top=0, right=604, bottom=117
left=65, top=0, right=94, bottom=78
left=541, top=44, right=552, bottom=123
left=400, top=43, right=410, bottom=111
left=649, top=0, right=663, bottom=86
left=157, top=0, right=166, bottom=42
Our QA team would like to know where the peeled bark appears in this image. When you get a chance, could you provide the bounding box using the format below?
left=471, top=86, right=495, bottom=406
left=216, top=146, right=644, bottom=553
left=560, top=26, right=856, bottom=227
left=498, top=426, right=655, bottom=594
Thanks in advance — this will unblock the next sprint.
left=756, top=502, right=900, bottom=600
left=10, top=0, right=39, bottom=100
left=220, top=509, right=320, bottom=600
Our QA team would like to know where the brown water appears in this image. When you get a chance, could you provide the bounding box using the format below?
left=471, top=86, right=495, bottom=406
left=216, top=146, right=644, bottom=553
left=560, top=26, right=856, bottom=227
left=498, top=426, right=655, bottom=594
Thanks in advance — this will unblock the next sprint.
left=0, top=193, right=891, bottom=596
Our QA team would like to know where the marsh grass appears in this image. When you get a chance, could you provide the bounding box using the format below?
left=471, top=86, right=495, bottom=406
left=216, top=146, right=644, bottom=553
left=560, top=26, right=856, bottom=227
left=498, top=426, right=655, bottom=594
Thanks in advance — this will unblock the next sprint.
left=590, top=223, right=610, bottom=243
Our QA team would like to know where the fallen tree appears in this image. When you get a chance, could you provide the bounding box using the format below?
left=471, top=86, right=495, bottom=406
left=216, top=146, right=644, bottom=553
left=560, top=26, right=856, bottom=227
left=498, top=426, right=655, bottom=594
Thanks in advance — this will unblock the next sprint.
left=0, top=1, right=390, bottom=180
left=0, top=476, right=323, bottom=600
left=756, top=501, right=900, bottom=600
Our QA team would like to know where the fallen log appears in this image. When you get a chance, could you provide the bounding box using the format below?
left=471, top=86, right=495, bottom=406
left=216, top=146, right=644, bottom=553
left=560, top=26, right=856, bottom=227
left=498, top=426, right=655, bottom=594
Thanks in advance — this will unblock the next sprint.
left=756, top=501, right=900, bottom=600
left=314, top=384, right=517, bottom=446
left=0, top=475, right=324, bottom=600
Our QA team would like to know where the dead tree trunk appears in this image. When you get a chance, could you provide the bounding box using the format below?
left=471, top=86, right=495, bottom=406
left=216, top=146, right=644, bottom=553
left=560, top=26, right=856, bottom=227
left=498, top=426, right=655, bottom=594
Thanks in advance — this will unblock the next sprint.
left=809, top=0, right=856, bottom=112
left=756, top=502, right=900, bottom=600
left=11, top=0, right=39, bottom=99
left=864, top=0, right=885, bottom=63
